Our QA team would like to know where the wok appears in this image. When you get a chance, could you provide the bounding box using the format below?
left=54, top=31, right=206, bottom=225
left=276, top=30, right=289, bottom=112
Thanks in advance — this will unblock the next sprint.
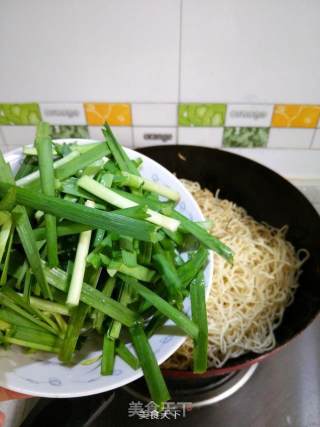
left=138, top=145, right=320, bottom=379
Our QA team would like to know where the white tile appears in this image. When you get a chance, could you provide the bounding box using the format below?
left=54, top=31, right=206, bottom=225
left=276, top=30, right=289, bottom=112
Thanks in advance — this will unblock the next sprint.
left=178, top=127, right=223, bottom=147
left=133, top=127, right=176, bottom=148
left=0, top=0, right=180, bottom=102
left=224, top=148, right=320, bottom=179
left=1, top=126, right=36, bottom=150
left=181, top=0, right=320, bottom=103
left=132, top=104, right=177, bottom=126
left=268, top=128, right=313, bottom=149
left=0, top=128, right=7, bottom=152
left=89, top=126, right=133, bottom=148
left=40, top=103, right=86, bottom=125
left=225, top=104, right=273, bottom=127
left=312, top=129, right=320, bottom=149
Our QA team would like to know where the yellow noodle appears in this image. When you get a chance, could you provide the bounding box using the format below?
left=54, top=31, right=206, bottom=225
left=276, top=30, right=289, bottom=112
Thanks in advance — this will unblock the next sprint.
left=163, top=179, right=309, bottom=370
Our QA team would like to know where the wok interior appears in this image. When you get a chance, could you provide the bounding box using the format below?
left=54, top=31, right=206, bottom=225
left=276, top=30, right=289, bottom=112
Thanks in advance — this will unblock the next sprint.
left=139, top=145, right=320, bottom=371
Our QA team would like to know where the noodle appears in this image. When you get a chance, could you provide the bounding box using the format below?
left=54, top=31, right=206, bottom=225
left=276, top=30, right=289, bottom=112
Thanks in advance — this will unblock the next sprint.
left=163, top=179, right=309, bottom=370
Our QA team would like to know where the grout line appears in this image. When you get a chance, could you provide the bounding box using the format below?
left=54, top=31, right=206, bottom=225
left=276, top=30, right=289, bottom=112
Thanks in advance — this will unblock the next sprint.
left=131, top=123, right=135, bottom=149
left=2, top=100, right=320, bottom=106
left=309, top=128, right=317, bottom=149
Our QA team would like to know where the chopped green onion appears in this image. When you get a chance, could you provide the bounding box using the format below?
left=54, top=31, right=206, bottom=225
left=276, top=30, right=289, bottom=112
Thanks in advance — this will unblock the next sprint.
left=102, top=258, right=155, bottom=283
left=121, top=171, right=180, bottom=202
left=60, top=268, right=101, bottom=363
left=12, top=206, right=53, bottom=300
left=129, top=323, right=170, bottom=406
left=43, top=265, right=139, bottom=327
left=163, top=208, right=233, bottom=263
left=122, top=275, right=199, bottom=339
left=78, top=176, right=180, bottom=232
left=102, top=123, right=139, bottom=176
left=36, top=122, right=59, bottom=267
left=190, top=274, right=208, bottom=373
left=116, top=341, right=140, bottom=370
left=101, top=335, right=115, bottom=375
left=16, top=151, right=79, bottom=187
left=66, top=200, right=95, bottom=307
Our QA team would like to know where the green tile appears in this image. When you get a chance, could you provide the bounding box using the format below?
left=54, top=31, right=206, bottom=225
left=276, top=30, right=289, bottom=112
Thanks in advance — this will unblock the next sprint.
left=178, top=103, right=226, bottom=127
left=223, top=127, right=269, bottom=148
left=0, top=103, right=41, bottom=125
left=49, top=125, right=89, bottom=139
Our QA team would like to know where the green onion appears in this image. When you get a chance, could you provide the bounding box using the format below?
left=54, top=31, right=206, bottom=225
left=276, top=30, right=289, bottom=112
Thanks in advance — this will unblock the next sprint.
left=177, top=246, right=208, bottom=288
left=190, top=274, right=208, bottom=373
left=129, top=323, right=170, bottom=406
left=153, top=252, right=183, bottom=299
left=102, top=123, right=139, bottom=176
left=93, top=276, right=116, bottom=333
left=0, top=187, right=16, bottom=211
left=66, top=200, right=95, bottom=307
left=0, top=152, right=15, bottom=185
left=121, top=171, right=180, bottom=202
left=12, top=206, right=53, bottom=300
left=0, top=218, right=12, bottom=265
left=0, top=183, right=160, bottom=243
left=55, top=143, right=109, bottom=182
left=116, top=341, right=140, bottom=370
left=112, top=188, right=175, bottom=212
left=102, top=258, right=155, bottom=283
left=27, top=295, right=71, bottom=316
left=60, top=268, right=101, bottom=363
left=163, top=208, right=233, bottom=263
left=0, top=225, right=14, bottom=286
left=78, top=175, right=180, bottom=232
left=36, top=122, right=59, bottom=267
left=43, top=265, right=139, bottom=327
left=16, top=151, right=79, bottom=187
left=32, top=222, right=93, bottom=241
left=101, top=335, right=115, bottom=375
left=0, top=291, right=58, bottom=336
left=121, top=275, right=199, bottom=339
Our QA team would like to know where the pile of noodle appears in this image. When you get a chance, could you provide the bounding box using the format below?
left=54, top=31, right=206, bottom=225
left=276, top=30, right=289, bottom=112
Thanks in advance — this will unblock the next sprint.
left=163, top=179, right=308, bottom=370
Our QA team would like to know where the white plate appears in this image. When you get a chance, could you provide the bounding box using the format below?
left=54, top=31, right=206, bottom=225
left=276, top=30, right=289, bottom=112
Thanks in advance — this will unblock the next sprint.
left=0, top=139, right=213, bottom=398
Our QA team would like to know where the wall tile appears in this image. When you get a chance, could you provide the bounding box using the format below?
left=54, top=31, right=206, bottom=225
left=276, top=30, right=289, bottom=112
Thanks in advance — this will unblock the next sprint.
left=50, top=125, right=89, bottom=139
left=178, top=127, right=223, bottom=147
left=133, top=127, right=176, bottom=148
left=180, top=1, right=320, bottom=103
left=1, top=126, right=36, bottom=149
left=0, top=103, right=41, bottom=125
left=0, top=0, right=180, bottom=103
left=272, top=105, right=320, bottom=128
left=84, top=103, right=132, bottom=126
left=40, top=103, right=86, bottom=125
left=132, top=104, right=177, bottom=127
left=89, top=126, right=133, bottom=148
left=268, top=128, right=314, bottom=149
left=178, top=104, right=226, bottom=127
left=0, top=128, right=7, bottom=152
left=225, top=104, right=273, bottom=127
left=223, top=127, right=269, bottom=148
left=311, top=129, right=320, bottom=149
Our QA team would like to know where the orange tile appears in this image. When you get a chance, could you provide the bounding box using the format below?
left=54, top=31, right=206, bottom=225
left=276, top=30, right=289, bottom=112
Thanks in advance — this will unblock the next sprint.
left=272, top=104, right=320, bottom=128
left=84, top=103, right=132, bottom=126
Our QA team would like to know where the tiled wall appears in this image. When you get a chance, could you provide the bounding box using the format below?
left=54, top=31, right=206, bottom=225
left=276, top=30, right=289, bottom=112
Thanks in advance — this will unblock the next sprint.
left=0, top=0, right=319, bottom=177
left=1, top=102, right=320, bottom=150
